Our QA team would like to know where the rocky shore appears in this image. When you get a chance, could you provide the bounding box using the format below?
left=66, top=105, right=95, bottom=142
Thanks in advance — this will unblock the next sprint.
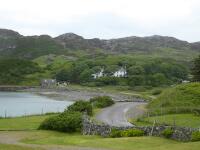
left=22, top=87, right=135, bottom=102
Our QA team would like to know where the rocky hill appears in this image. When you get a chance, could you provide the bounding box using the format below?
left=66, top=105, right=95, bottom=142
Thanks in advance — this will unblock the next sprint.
left=0, top=28, right=199, bottom=59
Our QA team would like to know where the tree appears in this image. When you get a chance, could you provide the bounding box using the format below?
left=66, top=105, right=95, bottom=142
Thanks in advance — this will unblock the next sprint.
left=192, top=55, right=200, bottom=81
left=79, top=69, right=94, bottom=83
left=104, top=65, right=118, bottom=76
left=128, top=75, right=145, bottom=87
left=146, top=73, right=167, bottom=87
left=127, top=66, right=144, bottom=76
left=55, top=69, right=72, bottom=82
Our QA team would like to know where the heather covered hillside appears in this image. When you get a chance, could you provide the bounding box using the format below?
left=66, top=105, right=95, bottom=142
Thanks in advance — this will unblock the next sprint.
left=0, top=29, right=199, bottom=61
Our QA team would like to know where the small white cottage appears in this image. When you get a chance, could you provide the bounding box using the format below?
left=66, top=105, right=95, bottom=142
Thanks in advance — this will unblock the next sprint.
left=92, top=69, right=104, bottom=79
left=113, top=67, right=127, bottom=77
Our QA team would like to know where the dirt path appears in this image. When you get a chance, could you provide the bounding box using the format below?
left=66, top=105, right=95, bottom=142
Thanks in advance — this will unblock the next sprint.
left=0, top=131, right=108, bottom=150
left=96, top=102, right=146, bottom=127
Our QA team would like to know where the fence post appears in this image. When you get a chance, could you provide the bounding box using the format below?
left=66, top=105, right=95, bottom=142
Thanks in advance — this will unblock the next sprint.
left=173, top=117, right=176, bottom=127
left=4, top=109, right=7, bottom=118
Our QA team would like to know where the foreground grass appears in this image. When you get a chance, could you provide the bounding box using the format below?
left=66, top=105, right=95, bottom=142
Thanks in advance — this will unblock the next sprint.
left=0, top=115, right=54, bottom=130
left=131, top=114, right=200, bottom=128
left=20, top=130, right=200, bottom=150
left=0, top=143, right=43, bottom=150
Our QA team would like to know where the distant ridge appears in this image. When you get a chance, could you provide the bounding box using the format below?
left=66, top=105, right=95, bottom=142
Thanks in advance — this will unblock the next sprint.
left=0, top=28, right=200, bottom=59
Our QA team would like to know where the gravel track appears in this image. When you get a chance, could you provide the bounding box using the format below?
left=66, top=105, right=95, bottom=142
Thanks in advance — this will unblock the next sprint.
left=96, top=102, right=146, bottom=127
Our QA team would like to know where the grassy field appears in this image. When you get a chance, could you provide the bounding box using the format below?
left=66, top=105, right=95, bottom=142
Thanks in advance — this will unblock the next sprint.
left=131, top=114, right=200, bottom=128
left=0, top=144, right=43, bottom=150
left=0, top=115, right=54, bottom=130
left=0, top=112, right=200, bottom=150
left=20, top=130, right=200, bottom=150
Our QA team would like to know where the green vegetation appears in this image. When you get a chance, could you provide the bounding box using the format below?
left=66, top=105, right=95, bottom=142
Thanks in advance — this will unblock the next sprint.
left=21, top=130, right=200, bottom=150
left=192, top=55, right=200, bottom=81
left=161, top=128, right=174, bottom=138
left=39, top=111, right=82, bottom=132
left=39, top=96, right=115, bottom=133
left=55, top=56, right=188, bottom=88
left=89, top=96, right=115, bottom=108
left=4, top=36, right=64, bottom=59
left=0, top=59, right=41, bottom=84
left=131, top=114, right=200, bottom=128
left=110, top=129, right=144, bottom=138
left=67, top=100, right=93, bottom=116
left=0, top=144, right=43, bottom=150
left=147, top=83, right=200, bottom=115
left=191, top=131, right=200, bottom=142
left=0, top=115, right=53, bottom=130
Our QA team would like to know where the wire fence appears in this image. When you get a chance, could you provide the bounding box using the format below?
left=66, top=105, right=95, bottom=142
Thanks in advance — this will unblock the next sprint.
left=137, top=107, right=200, bottom=128
left=0, top=107, right=62, bottom=118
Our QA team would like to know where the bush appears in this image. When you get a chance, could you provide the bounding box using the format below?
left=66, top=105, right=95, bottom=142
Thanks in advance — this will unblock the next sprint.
left=193, top=109, right=200, bottom=116
left=39, top=111, right=82, bottom=132
left=110, top=128, right=144, bottom=138
left=110, top=129, right=122, bottom=138
left=96, top=77, right=119, bottom=86
left=191, top=131, right=200, bottom=142
left=121, top=129, right=145, bottom=137
left=67, top=100, right=93, bottom=116
left=152, top=89, right=162, bottom=95
left=90, top=96, right=115, bottom=108
left=161, top=128, right=174, bottom=138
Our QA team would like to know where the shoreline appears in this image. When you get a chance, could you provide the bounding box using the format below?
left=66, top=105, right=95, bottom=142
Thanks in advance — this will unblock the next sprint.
left=0, top=86, right=146, bottom=102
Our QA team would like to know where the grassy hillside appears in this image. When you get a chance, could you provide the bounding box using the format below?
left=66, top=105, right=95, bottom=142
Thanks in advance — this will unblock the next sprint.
left=0, top=59, right=41, bottom=85
left=3, top=36, right=65, bottom=59
left=131, top=114, right=200, bottom=128
left=148, top=82, right=200, bottom=115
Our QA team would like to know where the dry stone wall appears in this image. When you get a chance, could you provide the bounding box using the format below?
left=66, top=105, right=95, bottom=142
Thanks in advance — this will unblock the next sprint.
left=82, top=115, right=198, bottom=141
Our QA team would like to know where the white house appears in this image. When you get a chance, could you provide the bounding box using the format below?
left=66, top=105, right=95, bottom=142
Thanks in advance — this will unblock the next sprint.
left=92, top=68, right=104, bottom=79
left=113, top=67, right=127, bottom=77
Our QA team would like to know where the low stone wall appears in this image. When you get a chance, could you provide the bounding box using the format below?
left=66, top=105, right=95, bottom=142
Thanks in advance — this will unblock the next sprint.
left=137, top=126, right=196, bottom=142
left=82, top=116, right=112, bottom=137
left=82, top=115, right=198, bottom=141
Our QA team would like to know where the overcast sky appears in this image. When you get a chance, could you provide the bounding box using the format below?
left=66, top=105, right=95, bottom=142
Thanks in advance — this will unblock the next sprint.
left=0, top=0, right=200, bottom=42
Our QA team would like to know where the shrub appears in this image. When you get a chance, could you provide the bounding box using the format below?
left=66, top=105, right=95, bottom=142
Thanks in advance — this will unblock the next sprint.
left=39, top=111, right=82, bottom=132
left=121, top=129, right=145, bottom=137
left=110, top=129, right=122, bottom=138
left=152, top=89, right=162, bottom=95
left=110, top=129, right=144, bottom=138
left=191, top=131, right=200, bottom=142
left=90, top=96, right=115, bottom=108
left=67, top=100, right=93, bottom=116
left=193, top=109, right=200, bottom=116
left=161, top=128, right=174, bottom=138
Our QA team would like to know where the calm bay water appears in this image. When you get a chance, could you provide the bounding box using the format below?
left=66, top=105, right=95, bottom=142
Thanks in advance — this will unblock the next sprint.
left=0, top=92, right=73, bottom=117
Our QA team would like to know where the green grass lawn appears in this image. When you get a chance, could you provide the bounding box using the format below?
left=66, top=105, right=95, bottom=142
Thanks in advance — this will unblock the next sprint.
left=0, top=115, right=54, bottom=130
left=131, top=114, right=200, bottom=128
left=21, top=130, right=200, bottom=150
left=0, top=144, right=43, bottom=150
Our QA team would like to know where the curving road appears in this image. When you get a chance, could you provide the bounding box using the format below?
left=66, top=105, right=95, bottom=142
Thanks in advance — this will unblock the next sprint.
left=96, top=102, right=146, bottom=127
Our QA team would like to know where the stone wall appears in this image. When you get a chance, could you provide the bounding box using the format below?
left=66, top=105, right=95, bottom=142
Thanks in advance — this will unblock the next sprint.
left=82, top=115, right=198, bottom=141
